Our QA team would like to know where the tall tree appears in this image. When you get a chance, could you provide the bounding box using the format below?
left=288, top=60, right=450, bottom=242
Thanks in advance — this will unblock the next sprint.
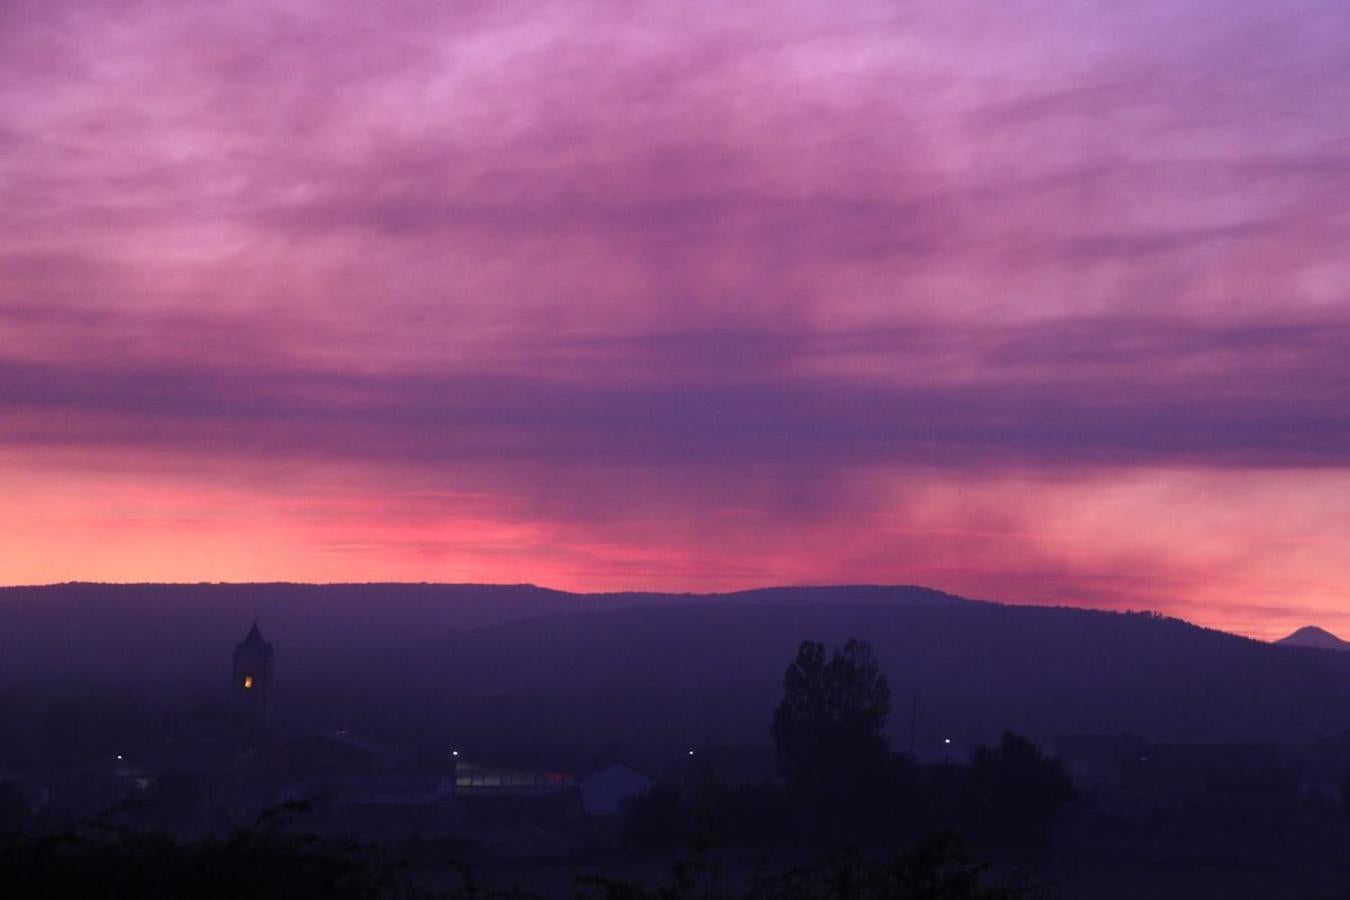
left=771, top=639, right=892, bottom=844
left=966, top=731, right=1075, bottom=851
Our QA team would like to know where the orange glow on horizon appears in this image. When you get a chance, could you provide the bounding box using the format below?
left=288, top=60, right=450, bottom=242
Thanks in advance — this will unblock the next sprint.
left=3, top=452, right=1349, bottom=643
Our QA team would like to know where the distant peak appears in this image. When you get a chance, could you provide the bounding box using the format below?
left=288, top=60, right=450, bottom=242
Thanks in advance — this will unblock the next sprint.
left=1275, top=625, right=1350, bottom=651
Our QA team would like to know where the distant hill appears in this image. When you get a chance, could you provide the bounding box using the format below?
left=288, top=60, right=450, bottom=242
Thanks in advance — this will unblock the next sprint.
left=1275, top=625, right=1350, bottom=651
left=4, top=583, right=1350, bottom=760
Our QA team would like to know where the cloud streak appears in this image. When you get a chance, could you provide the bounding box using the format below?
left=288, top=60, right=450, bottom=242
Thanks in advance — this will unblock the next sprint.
left=5, top=315, right=1347, bottom=468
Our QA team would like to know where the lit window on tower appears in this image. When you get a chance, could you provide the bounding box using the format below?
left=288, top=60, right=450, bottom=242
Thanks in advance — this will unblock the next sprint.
left=243, top=673, right=254, bottom=689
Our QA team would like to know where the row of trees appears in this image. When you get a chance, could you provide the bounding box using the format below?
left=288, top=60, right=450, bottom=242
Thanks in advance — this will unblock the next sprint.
left=627, top=639, right=1074, bottom=855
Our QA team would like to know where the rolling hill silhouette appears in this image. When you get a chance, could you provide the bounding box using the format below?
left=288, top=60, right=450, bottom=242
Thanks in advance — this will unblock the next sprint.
left=4, top=583, right=1350, bottom=760
left=1275, top=625, right=1350, bottom=651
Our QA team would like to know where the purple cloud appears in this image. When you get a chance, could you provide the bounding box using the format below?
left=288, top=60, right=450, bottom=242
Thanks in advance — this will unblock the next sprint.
left=2, top=0, right=1349, bottom=634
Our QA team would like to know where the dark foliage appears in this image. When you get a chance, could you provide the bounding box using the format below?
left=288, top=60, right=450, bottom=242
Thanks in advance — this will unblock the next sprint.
left=1339, top=772, right=1350, bottom=822
left=625, top=784, right=698, bottom=853
left=964, top=734, right=1075, bottom=853
left=0, top=782, right=30, bottom=834
left=1, top=819, right=1046, bottom=900
left=625, top=640, right=1073, bottom=858
left=623, top=743, right=1071, bottom=858
left=0, top=824, right=418, bottom=899
left=771, top=640, right=893, bottom=845
left=585, top=833, right=1045, bottom=900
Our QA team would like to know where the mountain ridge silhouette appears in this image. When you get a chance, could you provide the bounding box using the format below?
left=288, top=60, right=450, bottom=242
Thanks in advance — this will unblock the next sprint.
left=3, top=582, right=1348, bottom=757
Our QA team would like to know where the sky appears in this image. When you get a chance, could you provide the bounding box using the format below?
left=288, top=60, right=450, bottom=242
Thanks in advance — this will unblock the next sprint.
left=2, top=0, right=1348, bottom=639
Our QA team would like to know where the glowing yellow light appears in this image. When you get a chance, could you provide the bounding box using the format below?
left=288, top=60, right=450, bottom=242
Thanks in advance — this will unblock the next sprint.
left=243, top=674, right=253, bottom=689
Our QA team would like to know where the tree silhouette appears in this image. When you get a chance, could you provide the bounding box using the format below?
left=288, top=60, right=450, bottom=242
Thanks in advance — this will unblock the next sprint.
left=0, top=782, right=29, bottom=834
left=966, top=732, right=1074, bottom=852
left=771, top=639, right=892, bottom=845
left=1337, top=772, right=1350, bottom=825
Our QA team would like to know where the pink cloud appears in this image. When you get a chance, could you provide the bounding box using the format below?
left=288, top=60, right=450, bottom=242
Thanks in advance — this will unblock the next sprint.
left=2, top=0, right=1348, bottom=637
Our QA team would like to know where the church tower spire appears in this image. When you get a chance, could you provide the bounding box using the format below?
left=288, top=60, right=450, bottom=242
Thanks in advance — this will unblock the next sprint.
left=232, top=620, right=275, bottom=724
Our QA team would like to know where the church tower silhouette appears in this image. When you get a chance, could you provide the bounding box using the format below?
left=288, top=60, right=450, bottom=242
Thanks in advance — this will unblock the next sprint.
left=232, top=621, right=275, bottom=723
